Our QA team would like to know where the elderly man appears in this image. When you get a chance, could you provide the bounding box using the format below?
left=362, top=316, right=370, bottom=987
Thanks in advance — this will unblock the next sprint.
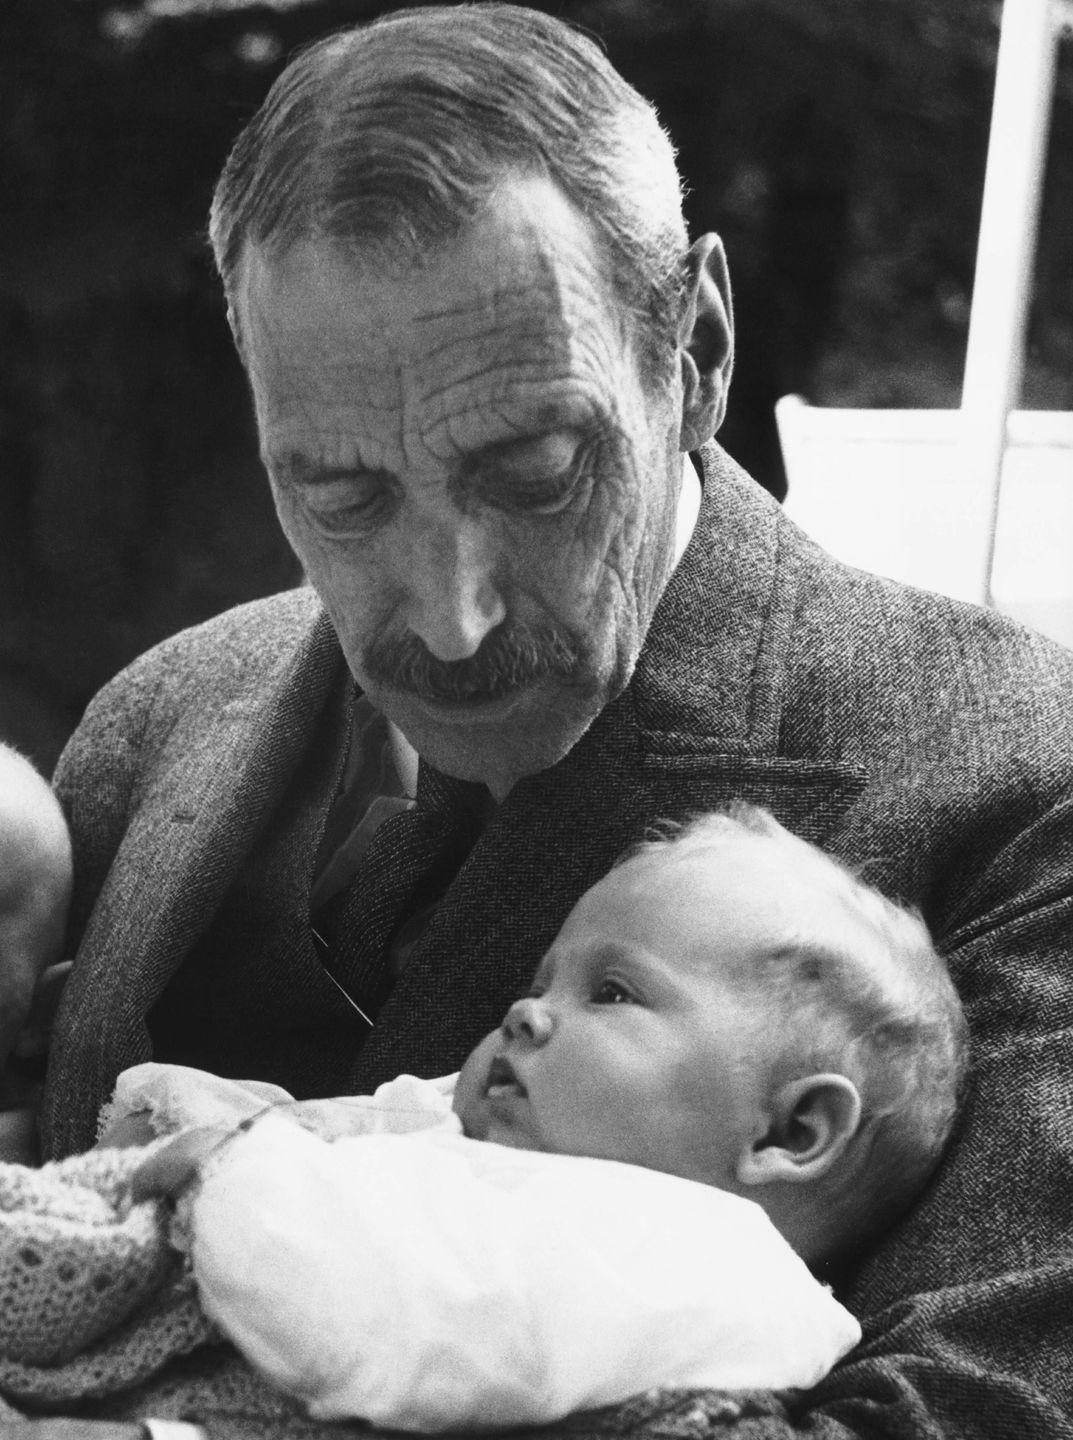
left=16, top=4, right=1073, bottom=1437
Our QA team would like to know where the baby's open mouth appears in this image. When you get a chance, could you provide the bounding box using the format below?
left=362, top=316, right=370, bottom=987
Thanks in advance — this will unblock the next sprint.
left=485, top=1055, right=527, bottom=1099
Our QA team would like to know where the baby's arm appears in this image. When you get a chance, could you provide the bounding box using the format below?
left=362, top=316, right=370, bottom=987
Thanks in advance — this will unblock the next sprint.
left=0, top=743, right=72, bottom=1072
left=98, top=1063, right=459, bottom=1150
left=96, top=1063, right=296, bottom=1148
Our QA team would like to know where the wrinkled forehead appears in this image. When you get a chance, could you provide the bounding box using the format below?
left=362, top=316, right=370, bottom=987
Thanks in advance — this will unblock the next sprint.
left=234, top=178, right=630, bottom=428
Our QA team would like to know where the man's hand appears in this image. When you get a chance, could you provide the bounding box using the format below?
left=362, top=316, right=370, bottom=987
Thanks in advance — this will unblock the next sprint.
left=0, top=939, right=65, bottom=1076
left=10, top=960, right=72, bottom=1068
left=96, top=1107, right=159, bottom=1151
left=0, top=744, right=73, bottom=1070
left=0, top=1423, right=149, bottom=1439
left=0, top=1104, right=39, bottom=1165
left=131, top=1125, right=237, bottom=1202
left=2, top=1424, right=207, bottom=1439
left=0, top=962, right=73, bottom=1164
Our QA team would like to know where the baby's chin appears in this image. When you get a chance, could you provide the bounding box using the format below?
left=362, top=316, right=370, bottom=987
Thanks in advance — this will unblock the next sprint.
left=454, top=1090, right=545, bottom=1151
left=452, top=1040, right=498, bottom=1138
left=453, top=1080, right=549, bottom=1154
left=474, top=1116, right=546, bottom=1151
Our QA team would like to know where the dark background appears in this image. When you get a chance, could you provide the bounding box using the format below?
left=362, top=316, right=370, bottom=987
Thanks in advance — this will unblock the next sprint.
left=3, top=0, right=1071, bottom=774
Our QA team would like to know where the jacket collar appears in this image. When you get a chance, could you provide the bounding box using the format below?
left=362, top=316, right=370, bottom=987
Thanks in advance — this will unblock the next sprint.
left=629, top=441, right=791, bottom=753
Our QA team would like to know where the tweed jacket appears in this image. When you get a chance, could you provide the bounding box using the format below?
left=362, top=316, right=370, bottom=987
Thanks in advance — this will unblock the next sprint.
left=41, top=444, right=1073, bottom=1438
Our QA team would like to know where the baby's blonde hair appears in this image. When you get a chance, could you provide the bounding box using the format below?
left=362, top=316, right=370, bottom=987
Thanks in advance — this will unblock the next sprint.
left=624, top=803, right=969, bottom=1249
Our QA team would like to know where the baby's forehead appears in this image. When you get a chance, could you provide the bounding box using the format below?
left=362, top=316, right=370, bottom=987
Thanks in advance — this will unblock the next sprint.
left=628, top=826, right=850, bottom=898
left=622, top=829, right=881, bottom=958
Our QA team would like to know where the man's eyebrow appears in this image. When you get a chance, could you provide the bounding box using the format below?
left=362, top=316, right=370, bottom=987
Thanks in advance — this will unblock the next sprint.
left=456, top=417, right=598, bottom=470
left=457, top=434, right=562, bottom=473
left=267, top=410, right=599, bottom=482
left=267, top=452, right=393, bottom=486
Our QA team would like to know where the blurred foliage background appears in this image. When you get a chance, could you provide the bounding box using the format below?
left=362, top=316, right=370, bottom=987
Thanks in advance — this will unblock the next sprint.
left=2, top=0, right=1071, bottom=772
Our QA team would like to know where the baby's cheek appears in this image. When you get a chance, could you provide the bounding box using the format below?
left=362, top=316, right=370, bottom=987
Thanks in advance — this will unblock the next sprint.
left=452, top=1033, right=498, bottom=1138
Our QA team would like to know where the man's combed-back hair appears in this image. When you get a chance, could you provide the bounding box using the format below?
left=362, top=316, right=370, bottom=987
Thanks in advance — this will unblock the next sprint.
left=626, top=804, right=970, bottom=1249
left=209, top=3, right=688, bottom=377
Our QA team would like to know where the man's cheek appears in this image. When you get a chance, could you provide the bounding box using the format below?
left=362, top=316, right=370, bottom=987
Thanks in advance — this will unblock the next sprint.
left=561, top=479, right=637, bottom=601
left=270, top=486, right=323, bottom=571
left=505, top=522, right=597, bottom=625
left=303, top=554, right=388, bottom=674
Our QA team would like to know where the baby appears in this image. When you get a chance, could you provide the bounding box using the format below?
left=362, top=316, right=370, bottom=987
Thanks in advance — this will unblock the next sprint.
left=0, top=743, right=71, bottom=1159
left=0, top=804, right=968, bottom=1432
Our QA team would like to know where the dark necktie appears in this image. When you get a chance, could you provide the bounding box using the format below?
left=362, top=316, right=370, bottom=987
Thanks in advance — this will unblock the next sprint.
left=310, top=762, right=487, bottom=1032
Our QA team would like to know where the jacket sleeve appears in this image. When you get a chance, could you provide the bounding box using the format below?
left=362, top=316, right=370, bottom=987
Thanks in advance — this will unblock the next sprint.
left=51, top=652, right=164, bottom=957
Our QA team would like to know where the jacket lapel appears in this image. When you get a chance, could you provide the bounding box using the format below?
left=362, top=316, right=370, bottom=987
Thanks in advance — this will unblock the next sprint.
left=630, top=442, right=793, bottom=752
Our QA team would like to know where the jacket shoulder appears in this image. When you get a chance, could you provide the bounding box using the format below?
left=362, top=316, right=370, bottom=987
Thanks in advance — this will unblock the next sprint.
left=777, top=515, right=1073, bottom=793
left=122, top=587, right=327, bottom=693
left=54, top=589, right=329, bottom=812
left=53, top=588, right=335, bottom=936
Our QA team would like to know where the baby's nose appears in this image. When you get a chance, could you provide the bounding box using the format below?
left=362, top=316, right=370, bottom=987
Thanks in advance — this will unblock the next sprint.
left=502, top=995, right=553, bottom=1045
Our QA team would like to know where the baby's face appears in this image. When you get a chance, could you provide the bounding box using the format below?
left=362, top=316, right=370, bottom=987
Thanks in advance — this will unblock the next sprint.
left=456, top=836, right=821, bottom=1186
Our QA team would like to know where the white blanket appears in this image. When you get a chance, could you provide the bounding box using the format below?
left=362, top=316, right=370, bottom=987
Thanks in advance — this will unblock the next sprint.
left=110, top=1065, right=860, bottom=1431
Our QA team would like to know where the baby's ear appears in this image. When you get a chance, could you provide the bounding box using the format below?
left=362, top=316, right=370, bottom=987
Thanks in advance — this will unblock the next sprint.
left=736, top=1074, right=862, bottom=1188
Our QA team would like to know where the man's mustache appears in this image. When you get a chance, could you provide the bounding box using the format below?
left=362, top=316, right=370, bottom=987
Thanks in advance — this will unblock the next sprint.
left=363, top=622, right=582, bottom=704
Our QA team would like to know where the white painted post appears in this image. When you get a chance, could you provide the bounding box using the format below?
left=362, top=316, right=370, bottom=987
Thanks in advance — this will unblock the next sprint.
left=959, top=0, right=1060, bottom=605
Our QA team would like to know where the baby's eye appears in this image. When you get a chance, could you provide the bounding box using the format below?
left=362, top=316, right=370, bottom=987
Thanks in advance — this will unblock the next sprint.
left=592, top=978, right=636, bottom=1005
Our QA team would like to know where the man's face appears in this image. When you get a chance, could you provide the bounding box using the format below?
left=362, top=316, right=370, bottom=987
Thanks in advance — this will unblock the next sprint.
left=237, top=175, right=686, bottom=797
left=455, top=840, right=798, bottom=1188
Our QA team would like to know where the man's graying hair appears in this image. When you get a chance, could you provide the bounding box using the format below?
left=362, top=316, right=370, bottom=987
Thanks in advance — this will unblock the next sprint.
left=209, top=3, right=689, bottom=379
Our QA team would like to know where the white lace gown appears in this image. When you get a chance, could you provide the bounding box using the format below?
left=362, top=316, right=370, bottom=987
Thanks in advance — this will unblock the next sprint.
left=109, top=1064, right=861, bottom=1432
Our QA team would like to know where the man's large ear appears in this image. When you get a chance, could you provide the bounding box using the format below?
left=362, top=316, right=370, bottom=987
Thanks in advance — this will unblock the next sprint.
left=677, top=233, right=734, bottom=452
left=736, top=1074, right=863, bottom=1188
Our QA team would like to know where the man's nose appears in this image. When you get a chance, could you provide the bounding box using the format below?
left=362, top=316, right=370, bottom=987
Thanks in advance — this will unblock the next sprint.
left=404, top=516, right=506, bottom=661
left=502, top=995, right=553, bottom=1045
